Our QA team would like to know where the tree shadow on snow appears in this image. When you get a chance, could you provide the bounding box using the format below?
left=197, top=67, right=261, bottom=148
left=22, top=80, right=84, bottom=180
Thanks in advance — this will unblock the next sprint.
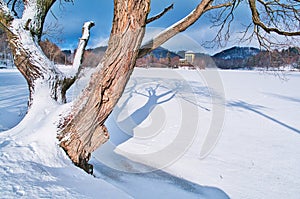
left=227, top=100, right=300, bottom=134
left=108, top=83, right=178, bottom=146
left=102, top=77, right=212, bottom=146
left=91, top=77, right=229, bottom=198
left=91, top=157, right=230, bottom=199
left=263, top=92, right=300, bottom=104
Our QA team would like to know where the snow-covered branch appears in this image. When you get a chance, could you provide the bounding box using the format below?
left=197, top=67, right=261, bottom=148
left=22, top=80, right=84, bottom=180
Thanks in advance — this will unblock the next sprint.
left=204, top=1, right=234, bottom=12
left=0, top=0, right=14, bottom=27
left=138, top=0, right=212, bottom=58
left=70, top=21, right=95, bottom=78
left=22, top=0, right=56, bottom=40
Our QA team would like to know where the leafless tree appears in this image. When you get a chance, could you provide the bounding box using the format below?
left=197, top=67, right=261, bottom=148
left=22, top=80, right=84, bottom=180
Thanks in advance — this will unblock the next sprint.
left=0, top=0, right=299, bottom=173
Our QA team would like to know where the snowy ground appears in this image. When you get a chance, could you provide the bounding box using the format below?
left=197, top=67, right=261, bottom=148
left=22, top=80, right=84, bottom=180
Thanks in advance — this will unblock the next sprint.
left=0, top=68, right=299, bottom=198
left=0, top=71, right=28, bottom=131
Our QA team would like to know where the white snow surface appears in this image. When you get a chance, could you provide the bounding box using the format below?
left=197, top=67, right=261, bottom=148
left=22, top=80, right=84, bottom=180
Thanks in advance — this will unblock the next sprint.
left=0, top=68, right=300, bottom=198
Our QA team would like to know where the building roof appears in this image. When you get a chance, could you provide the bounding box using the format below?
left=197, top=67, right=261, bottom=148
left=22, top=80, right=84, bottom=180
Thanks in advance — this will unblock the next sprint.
left=185, top=50, right=194, bottom=54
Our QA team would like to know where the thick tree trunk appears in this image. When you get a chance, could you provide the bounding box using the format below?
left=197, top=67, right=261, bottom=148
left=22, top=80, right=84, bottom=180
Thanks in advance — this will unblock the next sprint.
left=6, top=22, right=68, bottom=104
left=58, top=0, right=150, bottom=173
left=1, top=0, right=69, bottom=104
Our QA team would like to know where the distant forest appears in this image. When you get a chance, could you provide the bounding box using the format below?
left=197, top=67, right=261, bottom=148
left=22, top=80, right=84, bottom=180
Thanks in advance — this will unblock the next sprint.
left=0, top=30, right=299, bottom=70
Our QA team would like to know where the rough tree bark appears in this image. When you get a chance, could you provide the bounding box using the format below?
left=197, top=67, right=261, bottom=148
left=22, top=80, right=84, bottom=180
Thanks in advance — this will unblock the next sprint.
left=1, top=0, right=300, bottom=174
left=58, top=0, right=151, bottom=173
left=57, top=0, right=224, bottom=173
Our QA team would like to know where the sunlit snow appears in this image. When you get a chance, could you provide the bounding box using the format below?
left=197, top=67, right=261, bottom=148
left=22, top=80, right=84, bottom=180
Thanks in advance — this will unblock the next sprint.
left=0, top=67, right=299, bottom=198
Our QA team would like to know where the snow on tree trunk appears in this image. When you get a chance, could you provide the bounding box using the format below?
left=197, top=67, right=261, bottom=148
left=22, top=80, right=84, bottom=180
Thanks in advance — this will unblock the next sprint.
left=1, top=0, right=70, bottom=104
left=58, top=0, right=151, bottom=173
left=6, top=21, right=67, bottom=104
left=71, top=21, right=95, bottom=77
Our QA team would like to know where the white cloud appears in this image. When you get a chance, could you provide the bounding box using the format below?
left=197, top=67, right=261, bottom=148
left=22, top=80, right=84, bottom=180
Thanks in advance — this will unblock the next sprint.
left=88, top=37, right=109, bottom=49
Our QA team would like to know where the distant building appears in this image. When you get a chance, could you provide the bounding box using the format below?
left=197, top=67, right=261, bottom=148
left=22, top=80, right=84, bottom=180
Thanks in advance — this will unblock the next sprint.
left=178, top=51, right=196, bottom=69
left=185, top=51, right=195, bottom=64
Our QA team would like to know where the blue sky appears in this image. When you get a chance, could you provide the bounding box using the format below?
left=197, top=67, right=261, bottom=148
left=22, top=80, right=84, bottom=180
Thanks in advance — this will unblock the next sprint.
left=45, top=0, right=257, bottom=54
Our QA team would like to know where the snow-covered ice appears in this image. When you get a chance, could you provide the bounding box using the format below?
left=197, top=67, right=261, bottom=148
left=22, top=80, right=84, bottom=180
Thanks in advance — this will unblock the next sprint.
left=0, top=71, right=28, bottom=131
left=0, top=68, right=299, bottom=198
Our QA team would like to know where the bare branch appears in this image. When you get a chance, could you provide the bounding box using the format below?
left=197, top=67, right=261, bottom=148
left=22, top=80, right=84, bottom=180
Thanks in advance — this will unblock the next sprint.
left=236, top=23, right=256, bottom=44
left=248, top=0, right=300, bottom=36
left=210, top=2, right=237, bottom=45
left=139, top=0, right=213, bottom=58
left=42, top=21, right=63, bottom=41
left=10, top=0, right=18, bottom=17
left=204, top=1, right=233, bottom=12
left=201, top=0, right=244, bottom=49
left=146, top=3, right=174, bottom=24
left=50, top=9, right=58, bottom=20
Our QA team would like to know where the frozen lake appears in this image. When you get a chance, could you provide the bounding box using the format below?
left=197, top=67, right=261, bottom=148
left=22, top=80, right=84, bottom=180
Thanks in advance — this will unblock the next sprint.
left=0, top=68, right=299, bottom=198
left=0, top=71, right=28, bottom=131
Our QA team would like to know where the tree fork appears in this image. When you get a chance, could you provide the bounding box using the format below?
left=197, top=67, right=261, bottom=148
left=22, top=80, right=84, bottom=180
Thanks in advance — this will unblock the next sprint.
left=58, top=0, right=151, bottom=174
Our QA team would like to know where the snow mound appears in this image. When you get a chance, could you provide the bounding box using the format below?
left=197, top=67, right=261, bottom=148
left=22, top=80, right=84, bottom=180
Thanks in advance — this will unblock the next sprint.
left=0, top=84, right=129, bottom=198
